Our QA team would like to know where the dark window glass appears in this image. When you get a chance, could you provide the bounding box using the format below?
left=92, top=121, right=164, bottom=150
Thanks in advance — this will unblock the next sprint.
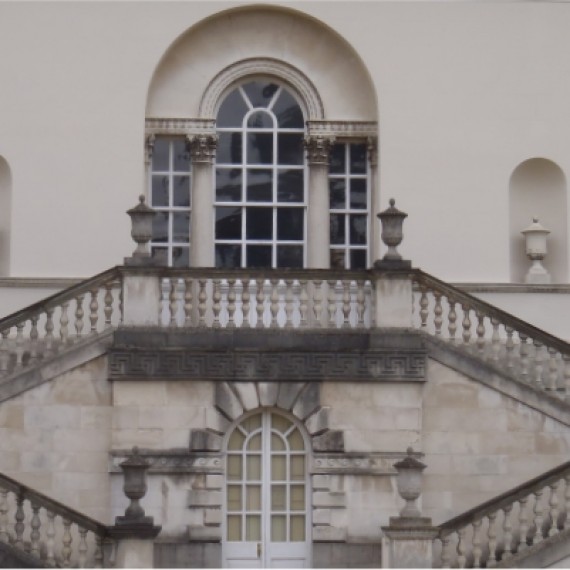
left=246, top=207, right=273, bottom=240
left=350, top=249, right=367, bottom=269
left=216, top=169, right=242, bottom=202
left=152, top=176, right=169, bottom=207
left=350, top=144, right=367, bottom=174
left=152, top=212, right=169, bottom=243
left=242, top=81, right=279, bottom=108
left=277, top=246, right=303, bottom=268
left=278, top=170, right=304, bottom=203
left=247, top=245, right=272, bottom=267
left=349, top=179, right=367, bottom=209
left=172, top=247, right=189, bottom=267
left=151, top=247, right=168, bottom=265
left=152, top=138, right=169, bottom=171
left=277, top=208, right=303, bottom=241
left=330, top=249, right=346, bottom=269
left=329, top=179, right=346, bottom=209
left=217, top=89, right=248, bottom=128
left=216, top=207, right=242, bottom=240
left=173, top=212, right=190, bottom=242
left=216, top=244, right=241, bottom=268
left=246, top=170, right=272, bottom=202
left=273, top=90, right=304, bottom=128
left=173, top=176, right=190, bottom=207
left=217, top=132, right=242, bottom=164
left=278, top=134, right=303, bottom=165
left=349, top=214, right=367, bottom=245
left=329, top=145, right=345, bottom=174
left=247, top=133, right=273, bottom=164
left=173, top=140, right=190, bottom=171
left=330, top=214, right=345, bottom=245
left=247, top=111, right=273, bottom=129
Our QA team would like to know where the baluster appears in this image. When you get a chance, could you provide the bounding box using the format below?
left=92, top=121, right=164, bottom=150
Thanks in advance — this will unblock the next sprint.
left=532, top=488, right=545, bottom=544
left=313, top=280, right=323, bottom=327
left=184, top=278, right=193, bottom=326
left=15, top=322, right=25, bottom=368
left=461, top=304, right=472, bottom=346
left=29, top=316, right=39, bottom=364
left=0, top=489, right=8, bottom=543
left=564, top=355, right=570, bottom=402
left=491, top=318, right=501, bottom=362
left=0, top=330, right=9, bottom=373
left=356, top=280, right=365, bottom=329
left=270, top=279, right=279, bottom=328
left=502, top=504, right=513, bottom=557
left=327, top=280, right=337, bottom=328
left=242, top=280, right=251, bottom=328
left=255, top=278, right=265, bottom=329
left=534, top=341, right=544, bottom=387
left=342, top=281, right=351, bottom=329
left=476, top=312, right=485, bottom=355
left=14, top=492, right=24, bottom=549
left=518, top=496, right=529, bottom=550
left=104, top=284, right=114, bottom=328
left=472, top=519, right=483, bottom=567
left=45, top=308, right=55, bottom=353
left=456, top=527, right=467, bottom=568
left=433, top=292, right=443, bottom=335
left=549, top=480, right=561, bottom=536
left=284, top=279, right=294, bottom=329
left=78, top=528, right=88, bottom=568
left=169, top=279, right=178, bottom=327
left=30, top=502, right=41, bottom=558
left=198, top=280, right=207, bottom=327
left=227, top=279, right=236, bottom=329
left=94, top=535, right=104, bottom=568
left=505, top=327, right=515, bottom=370
left=46, top=511, right=56, bottom=567
left=212, top=279, right=222, bottom=328
left=565, top=473, right=570, bottom=530
left=448, top=299, right=457, bottom=343
left=299, top=280, right=308, bottom=328
left=73, top=296, right=83, bottom=338
left=419, top=287, right=429, bottom=328
left=61, top=518, right=73, bottom=567
left=440, top=535, right=452, bottom=568
left=547, top=347, right=559, bottom=391
left=519, top=333, right=529, bottom=380
left=89, top=288, right=99, bottom=332
left=487, top=512, right=498, bottom=565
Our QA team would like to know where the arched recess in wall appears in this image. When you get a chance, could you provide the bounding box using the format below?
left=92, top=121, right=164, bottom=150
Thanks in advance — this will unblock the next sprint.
left=0, top=156, right=11, bottom=277
left=509, top=158, right=567, bottom=283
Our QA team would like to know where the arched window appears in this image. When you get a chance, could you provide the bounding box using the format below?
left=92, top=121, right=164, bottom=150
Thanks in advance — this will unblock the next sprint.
left=214, top=81, right=306, bottom=269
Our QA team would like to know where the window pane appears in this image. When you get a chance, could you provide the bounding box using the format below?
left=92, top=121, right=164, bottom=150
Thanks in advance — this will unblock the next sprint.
left=290, top=486, right=305, bottom=511
left=216, top=169, right=242, bottom=202
left=216, top=244, right=241, bottom=268
left=217, top=89, right=249, bottom=128
left=273, top=90, right=304, bottom=128
left=246, top=245, right=272, bottom=268
left=173, top=176, right=190, bottom=207
left=271, top=456, right=286, bottom=481
left=247, top=111, right=273, bottom=129
left=271, top=515, right=287, bottom=542
left=271, top=433, right=286, bottom=451
left=247, top=133, right=273, bottom=165
left=350, top=143, right=367, bottom=174
left=330, top=249, right=346, bottom=269
left=152, top=138, right=169, bottom=171
left=330, top=214, right=345, bottom=245
left=290, top=515, right=305, bottom=542
left=228, top=429, right=245, bottom=451
left=277, top=246, right=303, bottom=268
left=151, top=247, right=167, bottom=266
left=217, top=132, right=242, bottom=164
left=350, top=214, right=367, bottom=245
left=173, top=140, right=190, bottom=172
left=290, top=456, right=305, bottom=480
left=278, top=133, right=304, bottom=165
left=272, top=414, right=292, bottom=433
left=246, top=207, right=272, bottom=239
left=278, top=170, right=304, bottom=203
left=271, top=485, right=286, bottom=510
left=227, top=485, right=242, bottom=511
left=246, top=456, right=261, bottom=480
left=173, top=212, right=190, bottom=242
left=350, top=178, right=367, bottom=209
left=246, top=170, right=272, bottom=202
left=152, top=212, right=169, bottom=243
left=152, top=176, right=169, bottom=207
left=329, top=179, right=346, bottom=209
left=227, top=455, right=242, bottom=480
left=350, top=249, right=367, bottom=269
left=277, top=208, right=303, bottom=241
left=288, top=429, right=304, bottom=451
left=246, top=485, right=261, bottom=511
left=242, top=414, right=262, bottom=432
left=247, top=433, right=261, bottom=451
left=227, top=515, right=242, bottom=541
left=172, top=247, right=189, bottom=268
left=216, top=207, right=242, bottom=240
left=329, top=144, right=345, bottom=174
left=246, top=515, right=261, bottom=541
left=242, top=81, right=279, bottom=108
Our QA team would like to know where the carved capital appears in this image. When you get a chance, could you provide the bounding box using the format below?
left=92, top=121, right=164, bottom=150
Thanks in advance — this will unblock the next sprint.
left=367, top=136, right=378, bottom=168
left=304, top=135, right=336, bottom=166
left=188, top=134, right=218, bottom=164
left=145, top=134, right=156, bottom=165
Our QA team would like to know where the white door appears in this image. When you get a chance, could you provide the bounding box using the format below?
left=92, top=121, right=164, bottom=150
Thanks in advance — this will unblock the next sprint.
left=223, top=410, right=310, bottom=568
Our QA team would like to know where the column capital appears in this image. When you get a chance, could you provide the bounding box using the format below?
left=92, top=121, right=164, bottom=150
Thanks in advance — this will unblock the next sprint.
left=144, top=134, right=155, bottom=166
left=304, top=135, right=336, bottom=166
left=367, top=136, right=378, bottom=167
left=188, top=133, right=218, bottom=164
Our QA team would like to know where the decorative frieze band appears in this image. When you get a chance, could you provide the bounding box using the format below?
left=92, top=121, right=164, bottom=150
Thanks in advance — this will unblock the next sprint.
left=307, top=120, right=378, bottom=139
left=109, top=450, right=223, bottom=474
left=145, top=117, right=216, bottom=136
left=312, top=452, right=419, bottom=475
left=108, top=349, right=426, bottom=381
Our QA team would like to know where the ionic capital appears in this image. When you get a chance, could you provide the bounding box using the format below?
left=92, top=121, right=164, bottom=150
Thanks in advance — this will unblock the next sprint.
left=304, top=135, right=336, bottom=166
left=367, top=136, right=378, bottom=168
left=188, top=134, right=218, bottom=164
left=144, top=134, right=156, bottom=165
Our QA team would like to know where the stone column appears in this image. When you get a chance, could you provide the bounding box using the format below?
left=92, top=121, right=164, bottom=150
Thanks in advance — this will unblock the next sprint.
left=368, top=137, right=380, bottom=263
left=189, top=134, right=217, bottom=267
left=304, top=135, right=335, bottom=269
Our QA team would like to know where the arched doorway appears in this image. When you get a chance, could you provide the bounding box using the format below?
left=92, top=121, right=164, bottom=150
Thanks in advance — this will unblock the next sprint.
left=222, top=409, right=311, bottom=568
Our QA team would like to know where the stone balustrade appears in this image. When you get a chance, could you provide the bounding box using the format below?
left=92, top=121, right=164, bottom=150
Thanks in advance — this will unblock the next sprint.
left=434, top=460, right=570, bottom=568
left=0, top=268, right=122, bottom=380
left=0, top=471, right=109, bottom=567
left=412, top=270, right=570, bottom=402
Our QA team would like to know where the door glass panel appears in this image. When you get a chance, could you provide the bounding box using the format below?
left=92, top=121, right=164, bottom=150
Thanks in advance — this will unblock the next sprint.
left=227, top=455, right=242, bottom=480
left=288, top=429, right=304, bottom=451
left=271, top=485, right=286, bottom=510
left=227, top=515, right=242, bottom=541
left=290, top=486, right=305, bottom=511
left=247, top=455, right=261, bottom=480
left=246, top=515, right=261, bottom=541
left=246, top=485, right=261, bottom=511
left=271, top=456, right=286, bottom=481
left=271, top=515, right=287, bottom=542
left=227, top=485, right=242, bottom=511
left=290, top=456, right=305, bottom=480
left=290, top=515, right=305, bottom=542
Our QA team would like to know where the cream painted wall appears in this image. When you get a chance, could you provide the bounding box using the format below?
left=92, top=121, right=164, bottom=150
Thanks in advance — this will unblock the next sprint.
left=0, top=1, right=569, bottom=285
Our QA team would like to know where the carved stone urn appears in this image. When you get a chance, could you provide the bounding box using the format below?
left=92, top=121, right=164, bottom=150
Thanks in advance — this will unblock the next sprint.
left=374, top=198, right=411, bottom=269
left=394, top=447, right=427, bottom=518
left=126, top=195, right=156, bottom=259
left=521, top=218, right=551, bottom=284
left=120, top=446, right=151, bottom=522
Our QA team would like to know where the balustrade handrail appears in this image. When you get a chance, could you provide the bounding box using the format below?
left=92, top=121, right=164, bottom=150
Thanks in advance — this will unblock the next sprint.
left=0, top=471, right=109, bottom=538
left=413, top=269, right=570, bottom=355
left=0, top=266, right=121, bottom=333
left=437, top=460, right=570, bottom=538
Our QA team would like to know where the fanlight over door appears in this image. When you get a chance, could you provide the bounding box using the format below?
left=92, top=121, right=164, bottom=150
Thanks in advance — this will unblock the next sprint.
left=223, top=410, right=310, bottom=568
